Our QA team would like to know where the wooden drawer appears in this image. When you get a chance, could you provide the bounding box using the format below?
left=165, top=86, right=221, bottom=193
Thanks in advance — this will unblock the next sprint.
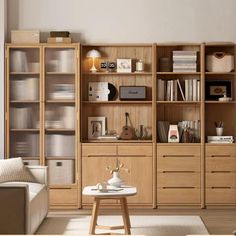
left=157, top=145, right=200, bottom=157
left=206, top=157, right=236, bottom=172
left=206, top=172, right=236, bottom=188
left=49, top=188, right=77, bottom=205
left=82, top=144, right=117, bottom=156
left=157, top=157, right=200, bottom=172
left=157, top=188, right=200, bottom=204
left=117, top=144, right=152, bottom=156
left=206, top=145, right=236, bottom=157
left=206, top=188, right=236, bottom=204
left=157, top=173, right=200, bottom=188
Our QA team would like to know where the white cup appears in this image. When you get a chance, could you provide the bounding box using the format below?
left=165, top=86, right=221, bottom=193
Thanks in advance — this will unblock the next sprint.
left=96, top=182, right=108, bottom=192
left=216, top=127, right=223, bottom=136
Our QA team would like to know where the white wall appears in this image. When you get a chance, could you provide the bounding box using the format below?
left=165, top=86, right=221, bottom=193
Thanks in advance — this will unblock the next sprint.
left=0, top=0, right=6, bottom=158
left=7, top=0, right=236, bottom=43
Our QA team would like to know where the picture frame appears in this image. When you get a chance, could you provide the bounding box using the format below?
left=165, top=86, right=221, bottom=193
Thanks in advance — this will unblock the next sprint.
left=117, top=59, right=132, bottom=73
left=205, top=80, right=232, bottom=100
left=88, top=116, right=106, bottom=139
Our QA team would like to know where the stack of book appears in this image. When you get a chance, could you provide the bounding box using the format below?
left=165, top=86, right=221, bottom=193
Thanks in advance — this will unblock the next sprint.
left=173, top=51, right=197, bottom=72
left=207, top=136, right=234, bottom=143
left=184, top=79, right=200, bottom=101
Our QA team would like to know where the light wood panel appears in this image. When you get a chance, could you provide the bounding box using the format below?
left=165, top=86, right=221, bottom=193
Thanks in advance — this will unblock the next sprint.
left=49, top=188, right=78, bottom=205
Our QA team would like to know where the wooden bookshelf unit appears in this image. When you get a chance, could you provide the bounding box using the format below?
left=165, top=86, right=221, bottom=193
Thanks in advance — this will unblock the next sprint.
left=5, top=42, right=236, bottom=208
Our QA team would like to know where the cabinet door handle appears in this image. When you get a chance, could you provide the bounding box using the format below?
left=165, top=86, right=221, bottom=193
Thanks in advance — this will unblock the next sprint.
left=87, top=155, right=117, bottom=157
left=211, top=187, right=231, bottom=189
left=162, top=171, right=196, bottom=173
left=211, top=155, right=231, bottom=157
left=162, top=187, right=195, bottom=189
left=162, top=155, right=195, bottom=158
left=210, top=171, right=232, bottom=173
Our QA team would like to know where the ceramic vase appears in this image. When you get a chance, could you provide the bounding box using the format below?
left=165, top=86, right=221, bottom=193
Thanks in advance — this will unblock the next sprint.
left=108, top=171, right=123, bottom=187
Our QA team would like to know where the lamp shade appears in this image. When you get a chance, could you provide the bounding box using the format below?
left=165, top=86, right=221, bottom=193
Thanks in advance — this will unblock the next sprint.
left=86, top=49, right=101, bottom=58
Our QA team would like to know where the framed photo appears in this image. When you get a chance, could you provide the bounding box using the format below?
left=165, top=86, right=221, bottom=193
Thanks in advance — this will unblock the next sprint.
left=88, top=116, right=106, bottom=139
left=205, top=80, right=232, bottom=100
left=117, top=59, right=132, bottom=73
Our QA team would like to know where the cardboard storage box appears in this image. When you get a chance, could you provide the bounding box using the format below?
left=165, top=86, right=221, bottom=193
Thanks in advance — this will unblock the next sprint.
left=11, top=30, right=40, bottom=43
left=47, top=159, right=75, bottom=185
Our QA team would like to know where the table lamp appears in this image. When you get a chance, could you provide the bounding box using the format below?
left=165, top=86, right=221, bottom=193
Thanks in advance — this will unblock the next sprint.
left=86, top=49, right=101, bottom=72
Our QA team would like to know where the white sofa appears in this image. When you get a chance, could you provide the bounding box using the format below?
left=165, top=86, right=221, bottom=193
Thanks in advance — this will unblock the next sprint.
left=0, top=166, right=48, bottom=234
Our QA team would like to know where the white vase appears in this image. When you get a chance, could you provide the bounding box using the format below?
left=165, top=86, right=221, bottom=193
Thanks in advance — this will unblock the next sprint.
left=108, top=172, right=123, bottom=187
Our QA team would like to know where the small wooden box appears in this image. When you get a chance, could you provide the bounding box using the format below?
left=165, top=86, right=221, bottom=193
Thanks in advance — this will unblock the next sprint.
left=11, top=30, right=40, bottom=43
left=47, top=37, right=72, bottom=43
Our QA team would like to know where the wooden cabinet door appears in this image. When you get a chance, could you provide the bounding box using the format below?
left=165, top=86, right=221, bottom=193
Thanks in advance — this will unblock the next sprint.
left=118, top=156, right=153, bottom=204
left=82, top=155, right=153, bottom=205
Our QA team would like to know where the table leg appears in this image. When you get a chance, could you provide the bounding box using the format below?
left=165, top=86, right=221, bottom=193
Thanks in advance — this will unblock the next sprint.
left=120, top=197, right=131, bottom=234
left=89, top=197, right=100, bottom=235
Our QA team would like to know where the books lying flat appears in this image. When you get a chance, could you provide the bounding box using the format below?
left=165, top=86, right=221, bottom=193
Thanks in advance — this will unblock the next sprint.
left=207, top=136, right=234, bottom=143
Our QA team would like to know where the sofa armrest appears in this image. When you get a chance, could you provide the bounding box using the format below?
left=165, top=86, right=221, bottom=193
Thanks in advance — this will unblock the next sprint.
left=27, top=166, right=48, bottom=186
left=0, top=184, right=29, bottom=234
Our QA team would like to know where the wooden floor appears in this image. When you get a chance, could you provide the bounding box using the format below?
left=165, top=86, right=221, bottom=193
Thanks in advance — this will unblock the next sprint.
left=50, top=208, right=236, bottom=235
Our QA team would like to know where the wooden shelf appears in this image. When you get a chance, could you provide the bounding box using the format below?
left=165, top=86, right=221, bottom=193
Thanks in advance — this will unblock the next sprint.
left=82, top=101, right=152, bottom=104
left=83, top=140, right=153, bottom=143
left=205, top=72, right=235, bottom=75
left=46, top=72, right=75, bottom=75
left=10, top=129, right=39, bottom=132
left=156, top=101, right=201, bottom=105
left=45, top=129, right=75, bottom=132
left=83, top=72, right=152, bottom=76
left=21, top=157, right=40, bottom=160
left=46, top=156, right=75, bottom=160
left=46, top=100, right=75, bottom=104
left=157, top=72, right=201, bottom=75
left=205, top=101, right=236, bottom=104
left=156, top=143, right=201, bottom=146
left=10, top=100, right=40, bottom=103
left=10, top=72, right=40, bottom=75
left=205, top=143, right=236, bottom=146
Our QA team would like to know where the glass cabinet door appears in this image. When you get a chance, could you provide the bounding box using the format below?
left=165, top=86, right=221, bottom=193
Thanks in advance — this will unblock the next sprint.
left=7, top=46, right=41, bottom=165
left=44, top=46, right=77, bottom=186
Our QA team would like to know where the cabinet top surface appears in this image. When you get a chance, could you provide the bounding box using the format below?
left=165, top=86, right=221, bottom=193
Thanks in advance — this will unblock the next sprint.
left=82, top=186, right=137, bottom=197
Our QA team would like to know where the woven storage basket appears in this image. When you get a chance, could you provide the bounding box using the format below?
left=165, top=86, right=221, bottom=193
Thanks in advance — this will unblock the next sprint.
left=206, top=52, right=234, bottom=72
left=47, top=159, right=74, bottom=185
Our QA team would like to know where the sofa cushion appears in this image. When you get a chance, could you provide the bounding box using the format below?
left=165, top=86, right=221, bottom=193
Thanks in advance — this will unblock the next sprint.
left=0, top=158, right=36, bottom=183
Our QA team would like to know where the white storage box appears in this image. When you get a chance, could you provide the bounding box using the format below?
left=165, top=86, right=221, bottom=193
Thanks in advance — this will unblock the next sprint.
left=11, top=30, right=40, bottom=44
left=23, top=159, right=40, bottom=166
left=206, top=52, right=234, bottom=72
left=47, top=159, right=75, bottom=185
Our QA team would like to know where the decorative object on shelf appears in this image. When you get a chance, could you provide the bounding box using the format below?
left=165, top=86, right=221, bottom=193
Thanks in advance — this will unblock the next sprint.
left=10, top=50, right=28, bottom=72
left=205, top=80, right=231, bottom=100
left=215, top=121, right=224, bottom=136
left=120, top=112, right=135, bottom=140
left=119, top=86, right=146, bottom=100
left=218, top=94, right=232, bottom=102
left=159, top=57, right=171, bottom=72
left=48, top=31, right=71, bottom=43
left=100, top=61, right=116, bottom=72
left=117, top=59, right=133, bottom=73
left=168, top=124, right=180, bottom=143
left=86, top=49, right=101, bottom=72
left=157, top=121, right=169, bottom=143
left=172, top=51, right=197, bottom=72
left=178, top=120, right=200, bottom=143
left=88, top=116, right=106, bottom=140
left=135, top=125, right=148, bottom=140
left=135, top=59, right=144, bottom=72
left=106, top=158, right=129, bottom=187
left=88, top=82, right=117, bottom=101
left=206, top=52, right=234, bottom=72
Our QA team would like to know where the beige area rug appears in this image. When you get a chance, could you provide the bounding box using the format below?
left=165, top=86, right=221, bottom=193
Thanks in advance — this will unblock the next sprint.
left=37, top=215, right=209, bottom=236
